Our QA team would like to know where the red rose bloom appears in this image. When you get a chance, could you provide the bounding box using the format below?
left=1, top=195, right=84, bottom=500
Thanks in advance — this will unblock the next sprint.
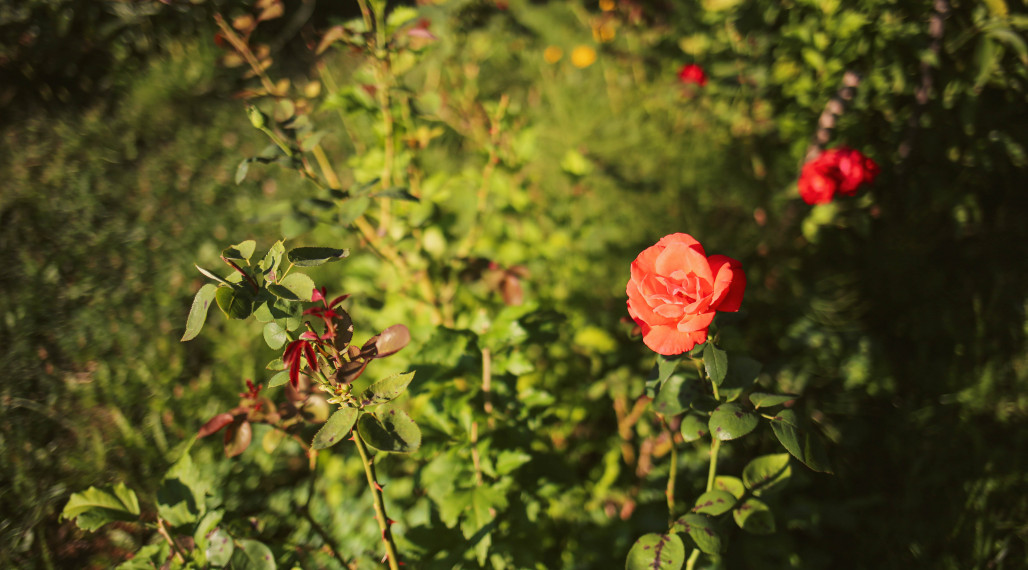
left=626, top=233, right=746, bottom=355
left=678, top=64, right=708, bottom=87
left=798, top=147, right=879, bottom=204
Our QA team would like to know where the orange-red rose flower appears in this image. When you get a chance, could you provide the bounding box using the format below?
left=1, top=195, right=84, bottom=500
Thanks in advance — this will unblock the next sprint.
left=798, top=147, right=879, bottom=204
left=626, top=233, right=745, bottom=355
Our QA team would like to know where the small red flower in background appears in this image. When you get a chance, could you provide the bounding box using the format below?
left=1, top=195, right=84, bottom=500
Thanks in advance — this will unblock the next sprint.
left=678, top=64, right=708, bottom=87
left=626, top=233, right=746, bottom=355
left=798, top=147, right=879, bottom=205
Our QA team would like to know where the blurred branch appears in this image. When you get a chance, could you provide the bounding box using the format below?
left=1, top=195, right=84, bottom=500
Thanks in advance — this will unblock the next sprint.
left=899, top=0, right=950, bottom=161
left=805, top=70, right=861, bottom=162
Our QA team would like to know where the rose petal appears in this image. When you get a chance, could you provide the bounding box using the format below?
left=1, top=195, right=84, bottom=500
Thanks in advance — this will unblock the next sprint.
left=675, top=310, right=715, bottom=333
left=655, top=239, right=711, bottom=283
left=642, top=323, right=707, bottom=355
left=707, top=255, right=745, bottom=312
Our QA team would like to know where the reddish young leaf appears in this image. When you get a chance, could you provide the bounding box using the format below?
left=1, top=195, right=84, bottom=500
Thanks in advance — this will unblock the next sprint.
left=198, top=413, right=235, bottom=438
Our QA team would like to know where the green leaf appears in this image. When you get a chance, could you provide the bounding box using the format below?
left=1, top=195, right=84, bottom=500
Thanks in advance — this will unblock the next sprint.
left=712, top=476, right=745, bottom=499
left=267, top=370, right=290, bottom=388
left=215, top=285, right=254, bottom=319
left=679, top=414, right=709, bottom=443
left=742, top=453, right=791, bottom=495
left=733, top=498, right=776, bottom=534
left=262, top=322, right=288, bottom=350
left=286, top=246, right=350, bottom=267
left=60, top=483, right=140, bottom=531
left=749, top=392, right=796, bottom=409
left=357, top=371, right=416, bottom=407
left=181, top=283, right=218, bottom=341
left=116, top=543, right=170, bottom=569
left=370, top=187, right=419, bottom=201
left=229, top=539, right=276, bottom=570
left=206, top=527, right=235, bottom=566
left=222, top=240, right=257, bottom=263
left=461, top=485, right=509, bottom=540
left=703, top=343, right=728, bottom=386
left=357, top=409, right=422, bottom=453
left=195, top=264, right=231, bottom=286
left=719, top=355, right=762, bottom=402
left=653, top=374, right=704, bottom=416
left=268, top=273, right=316, bottom=301
left=157, top=451, right=208, bottom=528
left=496, top=450, right=532, bottom=475
left=312, top=407, right=359, bottom=450
left=691, top=490, right=737, bottom=516
left=193, top=509, right=224, bottom=551
left=769, top=409, right=833, bottom=473
left=625, top=533, right=685, bottom=570
left=235, top=158, right=251, bottom=184
left=709, top=403, right=758, bottom=441
left=339, top=196, right=371, bottom=225
left=259, top=240, right=286, bottom=276
left=671, top=514, right=724, bottom=555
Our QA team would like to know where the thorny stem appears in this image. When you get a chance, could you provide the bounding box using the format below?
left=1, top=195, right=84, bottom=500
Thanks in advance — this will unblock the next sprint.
left=353, top=430, right=401, bottom=570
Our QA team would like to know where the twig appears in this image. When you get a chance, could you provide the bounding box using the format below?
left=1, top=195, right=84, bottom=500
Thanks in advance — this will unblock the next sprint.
left=898, top=0, right=950, bottom=160
left=805, top=70, right=861, bottom=162
left=352, top=433, right=401, bottom=570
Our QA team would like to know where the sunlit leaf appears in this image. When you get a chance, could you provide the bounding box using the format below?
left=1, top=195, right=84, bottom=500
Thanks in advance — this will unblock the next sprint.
left=625, top=533, right=685, bottom=570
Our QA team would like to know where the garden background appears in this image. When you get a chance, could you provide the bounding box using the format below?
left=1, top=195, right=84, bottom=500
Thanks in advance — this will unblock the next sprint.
left=2, top=0, right=1027, bottom=568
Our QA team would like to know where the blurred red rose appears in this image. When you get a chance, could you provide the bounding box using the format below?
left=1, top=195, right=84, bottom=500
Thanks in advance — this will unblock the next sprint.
left=798, top=147, right=879, bottom=204
left=678, top=64, right=708, bottom=87
left=626, top=233, right=745, bottom=355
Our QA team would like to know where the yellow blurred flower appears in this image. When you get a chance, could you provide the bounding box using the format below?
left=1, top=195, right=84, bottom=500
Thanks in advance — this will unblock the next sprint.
left=592, top=20, right=616, bottom=43
left=570, top=45, right=597, bottom=68
left=599, top=0, right=615, bottom=11
left=543, top=45, right=563, bottom=64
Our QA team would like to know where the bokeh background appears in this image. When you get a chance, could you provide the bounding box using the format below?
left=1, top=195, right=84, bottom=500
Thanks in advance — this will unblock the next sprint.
left=2, top=0, right=1027, bottom=568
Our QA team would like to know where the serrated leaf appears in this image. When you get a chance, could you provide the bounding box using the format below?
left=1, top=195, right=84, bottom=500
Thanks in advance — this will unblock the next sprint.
left=357, top=371, right=415, bottom=406
left=182, top=283, right=218, bottom=341
left=671, top=514, right=724, bottom=555
left=268, top=273, right=316, bottom=301
left=769, top=409, right=833, bottom=473
left=703, top=343, right=728, bottom=386
left=206, top=527, right=235, bottom=566
left=61, top=483, right=140, bottom=531
left=229, top=539, right=276, bottom=570
left=733, top=498, right=776, bottom=534
left=460, top=485, right=509, bottom=540
left=749, top=392, right=796, bottom=409
left=215, top=286, right=254, bottom=319
left=625, top=533, right=685, bottom=570
left=357, top=409, right=421, bottom=453
left=742, top=453, right=791, bottom=495
left=262, top=322, right=288, bottom=349
left=267, top=370, right=290, bottom=388
left=709, top=403, right=758, bottom=441
left=691, top=490, right=737, bottom=516
left=222, top=240, right=257, bottom=263
left=259, top=240, right=286, bottom=275
left=312, top=407, right=359, bottom=450
left=653, top=374, right=703, bottom=416
left=287, top=246, right=350, bottom=267
left=679, top=414, right=709, bottom=443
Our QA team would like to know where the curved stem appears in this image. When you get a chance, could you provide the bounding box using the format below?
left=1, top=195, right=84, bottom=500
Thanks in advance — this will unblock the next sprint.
left=353, top=432, right=401, bottom=570
left=660, top=415, right=678, bottom=527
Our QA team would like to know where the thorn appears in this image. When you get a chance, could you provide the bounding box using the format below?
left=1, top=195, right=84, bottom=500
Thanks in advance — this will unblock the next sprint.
left=386, top=518, right=396, bottom=525
left=374, top=481, right=385, bottom=492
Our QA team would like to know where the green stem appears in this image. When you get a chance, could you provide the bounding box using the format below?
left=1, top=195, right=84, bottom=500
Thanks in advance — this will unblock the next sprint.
left=353, top=431, right=401, bottom=570
left=687, top=437, right=722, bottom=570
left=663, top=416, right=678, bottom=527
